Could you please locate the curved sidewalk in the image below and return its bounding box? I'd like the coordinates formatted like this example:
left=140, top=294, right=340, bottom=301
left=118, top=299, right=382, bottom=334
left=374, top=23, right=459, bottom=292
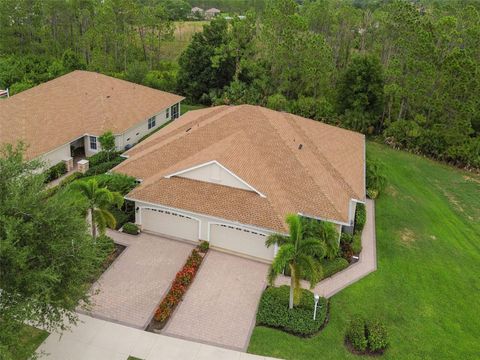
left=275, top=199, right=377, bottom=298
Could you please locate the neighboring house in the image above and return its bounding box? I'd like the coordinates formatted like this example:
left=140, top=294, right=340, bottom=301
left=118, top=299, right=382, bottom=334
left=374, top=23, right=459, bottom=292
left=191, top=7, right=204, bottom=17
left=0, top=71, right=184, bottom=170
left=113, top=105, right=366, bottom=263
left=205, top=7, right=221, bottom=19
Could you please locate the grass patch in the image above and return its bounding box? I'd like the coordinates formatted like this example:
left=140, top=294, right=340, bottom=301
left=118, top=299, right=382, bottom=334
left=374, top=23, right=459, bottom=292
left=160, top=21, right=209, bottom=60
left=14, top=325, right=49, bottom=360
left=181, top=103, right=207, bottom=115
left=248, top=142, right=480, bottom=359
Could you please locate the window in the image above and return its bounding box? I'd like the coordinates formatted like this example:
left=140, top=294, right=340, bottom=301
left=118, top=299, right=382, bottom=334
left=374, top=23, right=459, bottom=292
left=89, top=136, right=97, bottom=150
left=171, top=103, right=179, bottom=119
left=166, top=108, right=170, bottom=118
left=148, top=116, right=156, bottom=129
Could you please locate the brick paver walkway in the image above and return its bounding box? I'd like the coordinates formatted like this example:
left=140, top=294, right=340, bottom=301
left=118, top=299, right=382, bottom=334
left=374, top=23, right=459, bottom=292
left=82, top=230, right=194, bottom=329
left=275, top=199, right=377, bottom=298
left=163, top=251, right=269, bottom=351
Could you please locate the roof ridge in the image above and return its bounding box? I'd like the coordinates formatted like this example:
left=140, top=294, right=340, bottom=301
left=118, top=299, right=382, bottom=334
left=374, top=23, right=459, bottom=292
left=284, top=112, right=358, bottom=200
left=256, top=107, right=345, bottom=222
left=120, top=106, right=233, bottom=163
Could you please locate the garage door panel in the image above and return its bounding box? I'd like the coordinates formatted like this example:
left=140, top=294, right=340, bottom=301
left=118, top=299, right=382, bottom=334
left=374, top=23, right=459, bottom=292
left=142, top=208, right=199, bottom=242
left=209, top=224, right=274, bottom=261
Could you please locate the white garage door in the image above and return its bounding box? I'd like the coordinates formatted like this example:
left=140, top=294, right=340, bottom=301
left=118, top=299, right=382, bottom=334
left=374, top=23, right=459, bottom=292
left=141, top=208, right=199, bottom=242
left=209, top=224, right=274, bottom=261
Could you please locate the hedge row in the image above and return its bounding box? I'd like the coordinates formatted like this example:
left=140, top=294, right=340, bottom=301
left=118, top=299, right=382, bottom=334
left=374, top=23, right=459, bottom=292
left=84, top=156, right=124, bottom=177
left=153, top=244, right=208, bottom=326
left=44, top=161, right=67, bottom=183
left=256, top=286, right=328, bottom=337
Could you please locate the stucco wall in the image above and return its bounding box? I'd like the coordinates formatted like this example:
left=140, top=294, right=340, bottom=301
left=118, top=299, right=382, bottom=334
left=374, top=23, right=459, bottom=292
left=38, top=143, right=71, bottom=168
left=176, top=162, right=252, bottom=191
left=115, top=107, right=172, bottom=151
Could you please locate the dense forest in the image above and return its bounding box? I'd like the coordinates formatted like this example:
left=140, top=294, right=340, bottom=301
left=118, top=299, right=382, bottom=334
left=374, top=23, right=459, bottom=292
left=0, top=0, right=479, bottom=169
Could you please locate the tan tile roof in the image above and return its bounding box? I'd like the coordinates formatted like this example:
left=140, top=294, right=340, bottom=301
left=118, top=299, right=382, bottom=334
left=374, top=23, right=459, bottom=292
left=0, top=71, right=184, bottom=159
left=114, top=105, right=365, bottom=232
left=129, top=177, right=286, bottom=233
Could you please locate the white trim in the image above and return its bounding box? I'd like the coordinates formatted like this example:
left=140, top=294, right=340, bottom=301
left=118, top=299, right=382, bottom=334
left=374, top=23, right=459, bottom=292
left=164, top=160, right=267, bottom=198
left=139, top=206, right=201, bottom=237
left=298, top=212, right=350, bottom=227
left=126, top=197, right=284, bottom=236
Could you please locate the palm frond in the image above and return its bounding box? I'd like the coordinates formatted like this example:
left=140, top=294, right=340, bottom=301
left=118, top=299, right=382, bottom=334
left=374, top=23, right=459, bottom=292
left=265, top=233, right=289, bottom=247
left=297, top=254, right=320, bottom=288
left=94, top=208, right=107, bottom=234
left=271, top=243, right=294, bottom=275
left=99, top=208, right=116, bottom=229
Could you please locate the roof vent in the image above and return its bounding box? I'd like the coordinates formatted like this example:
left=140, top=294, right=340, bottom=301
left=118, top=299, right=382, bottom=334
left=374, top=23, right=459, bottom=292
left=298, top=144, right=303, bottom=150
left=106, top=95, right=111, bottom=99
left=186, top=127, right=192, bottom=132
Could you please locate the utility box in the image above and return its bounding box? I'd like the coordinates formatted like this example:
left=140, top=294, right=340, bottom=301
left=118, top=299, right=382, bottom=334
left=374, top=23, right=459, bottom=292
left=77, top=159, right=89, bottom=174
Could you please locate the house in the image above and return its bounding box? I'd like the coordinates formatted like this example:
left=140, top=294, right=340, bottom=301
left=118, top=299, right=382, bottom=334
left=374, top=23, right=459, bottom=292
left=0, top=71, right=184, bottom=170
left=191, top=7, right=204, bottom=17
left=113, top=105, right=365, bottom=263
left=205, top=7, right=221, bottom=19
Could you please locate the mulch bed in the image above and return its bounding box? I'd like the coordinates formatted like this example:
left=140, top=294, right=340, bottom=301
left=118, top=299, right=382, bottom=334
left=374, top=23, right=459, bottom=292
left=102, top=243, right=126, bottom=272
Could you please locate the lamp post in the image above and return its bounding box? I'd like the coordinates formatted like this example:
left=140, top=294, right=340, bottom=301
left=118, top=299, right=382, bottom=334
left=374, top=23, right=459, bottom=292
left=313, top=293, right=320, bottom=320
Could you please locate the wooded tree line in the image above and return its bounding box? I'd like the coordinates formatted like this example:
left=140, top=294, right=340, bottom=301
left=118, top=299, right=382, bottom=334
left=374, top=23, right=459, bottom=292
left=0, top=0, right=479, bottom=169
left=179, top=0, right=480, bottom=169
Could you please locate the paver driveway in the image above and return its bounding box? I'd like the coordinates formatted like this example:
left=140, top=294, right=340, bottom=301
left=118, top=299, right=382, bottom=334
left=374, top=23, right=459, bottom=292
left=83, top=230, right=194, bottom=329
left=163, top=251, right=269, bottom=351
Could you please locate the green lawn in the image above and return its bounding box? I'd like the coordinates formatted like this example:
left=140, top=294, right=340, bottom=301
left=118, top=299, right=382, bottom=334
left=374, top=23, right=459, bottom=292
left=248, top=142, right=480, bottom=359
left=15, top=325, right=49, bottom=360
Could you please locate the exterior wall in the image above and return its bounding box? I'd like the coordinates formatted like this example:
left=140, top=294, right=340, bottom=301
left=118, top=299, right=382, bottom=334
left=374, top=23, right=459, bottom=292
left=135, top=201, right=274, bottom=245
left=84, top=135, right=100, bottom=157
left=38, top=143, right=71, bottom=168
left=177, top=162, right=252, bottom=191
left=115, top=107, right=173, bottom=151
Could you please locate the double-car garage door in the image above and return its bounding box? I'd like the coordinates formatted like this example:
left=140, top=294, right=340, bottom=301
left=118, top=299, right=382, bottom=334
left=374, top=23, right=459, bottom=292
left=140, top=207, right=274, bottom=261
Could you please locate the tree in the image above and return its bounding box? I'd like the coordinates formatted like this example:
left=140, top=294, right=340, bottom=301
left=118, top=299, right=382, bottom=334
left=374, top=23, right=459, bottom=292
left=98, top=131, right=116, bottom=159
left=177, top=18, right=235, bottom=103
left=302, top=217, right=339, bottom=260
left=265, top=214, right=326, bottom=309
left=72, top=179, right=123, bottom=239
left=337, top=54, right=385, bottom=133
left=62, top=49, right=86, bottom=72
left=0, top=144, right=111, bottom=359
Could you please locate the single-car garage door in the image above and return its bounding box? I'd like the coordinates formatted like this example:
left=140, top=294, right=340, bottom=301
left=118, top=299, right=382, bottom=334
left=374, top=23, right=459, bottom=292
left=209, top=224, right=274, bottom=261
left=141, top=208, right=199, bottom=242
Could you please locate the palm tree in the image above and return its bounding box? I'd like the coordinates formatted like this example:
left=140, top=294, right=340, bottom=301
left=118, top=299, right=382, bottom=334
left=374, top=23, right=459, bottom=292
left=72, top=179, right=124, bottom=240
left=303, top=217, right=339, bottom=260
left=265, top=214, right=326, bottom=309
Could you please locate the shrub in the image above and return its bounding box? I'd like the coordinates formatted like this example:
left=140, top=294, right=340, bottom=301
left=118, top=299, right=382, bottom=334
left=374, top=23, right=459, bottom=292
left=122, top=222, right=139, bottom=235
left=44, top=161, right=67, bottom=182
left=88, top=150, right=121, bottom=166
left=366, top=158, right=387, bottom=198
left=366, top=320, right=389, bottom=352
left=96, top=173, right=136, bottom=195
left=321, top=257, right=349, bottom=279
left=84, top=156, right=124, bottom=176
left=352, top=234, right=362, bottom=254
left=256, top=286, right=328, bottom=337
left=198, top=241, right=209, bottom=253
left=59, top=171, right=83, bottom=187
left=340, top=241, right=353, bottom=262
left=340, top=232, right=353, bottom=244
left=345, top=317, right=388, bottom=354
left=110, top=207, right=132, bottom=230
left=346, top=318, right=368, bottom=352
left=354, top=203, right=366, bottom=234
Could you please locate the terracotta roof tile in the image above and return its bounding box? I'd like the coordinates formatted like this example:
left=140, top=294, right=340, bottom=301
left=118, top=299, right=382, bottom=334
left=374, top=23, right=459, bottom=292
left=0, top=71, right=184, bottom=159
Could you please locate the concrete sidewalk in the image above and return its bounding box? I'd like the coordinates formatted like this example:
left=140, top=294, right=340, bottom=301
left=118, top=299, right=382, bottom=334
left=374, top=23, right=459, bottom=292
left=37, top=313, right=279, bottom=360
left=275, top=199, right=377, bottom=298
